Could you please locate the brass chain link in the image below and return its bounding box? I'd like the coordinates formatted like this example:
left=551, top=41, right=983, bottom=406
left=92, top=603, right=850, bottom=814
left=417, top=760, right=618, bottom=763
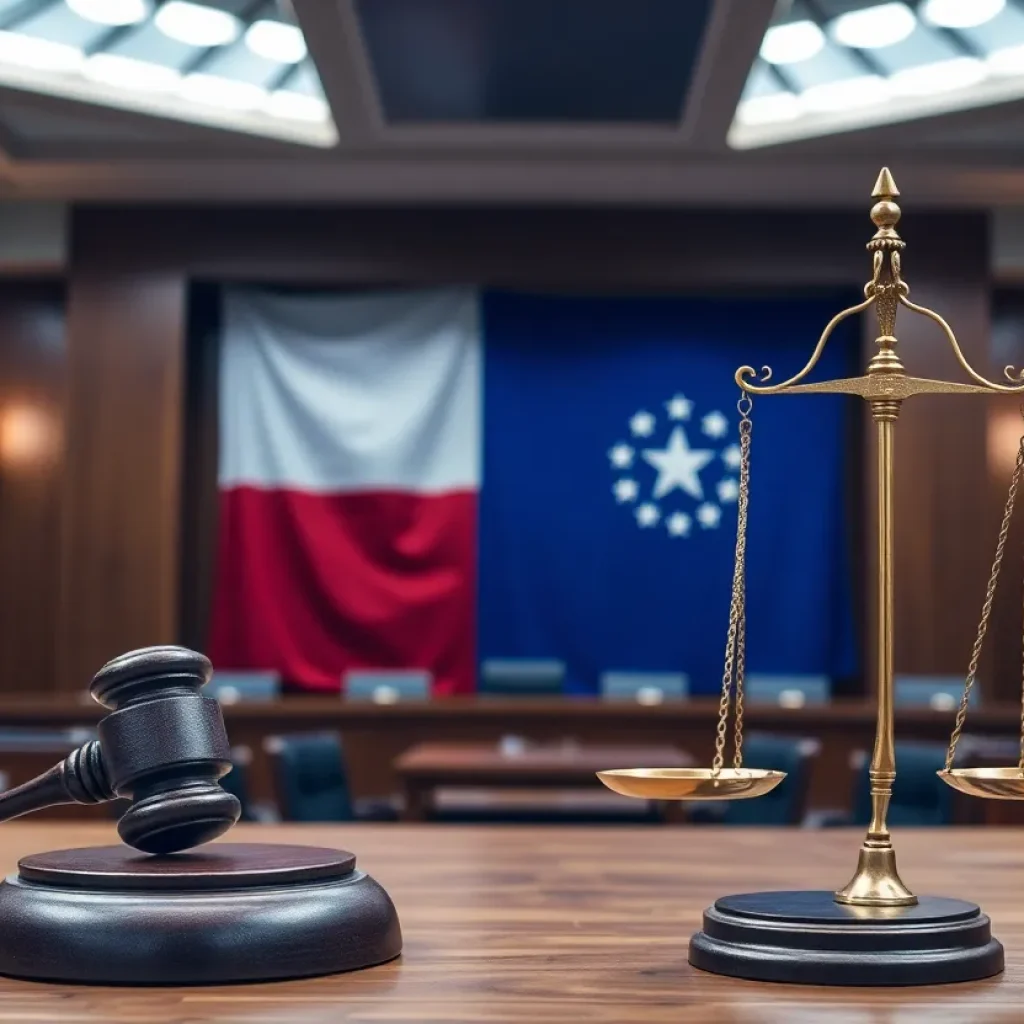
left=945, top=408, right=1024, bottom=771
left=713, top=394, right=753, bottom=776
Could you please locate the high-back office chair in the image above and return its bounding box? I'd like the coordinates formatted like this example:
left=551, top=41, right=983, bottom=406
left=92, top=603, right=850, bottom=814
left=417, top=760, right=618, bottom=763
left=479, top=659, right=565, bottom=697
left=745, top=674, right=831, bottom=708
left=600, top=672, right=689, bottom=704
left=851, top=741, right=953, bottom=826
left=691, top=734, right=820, bottom=826
left=207, top=670, right=282, bottom=704
left=894, top=675, right=976, bottom=712
left=343, top=669, right=432, bottom=703
left=265, top=732, right=355, bottom=822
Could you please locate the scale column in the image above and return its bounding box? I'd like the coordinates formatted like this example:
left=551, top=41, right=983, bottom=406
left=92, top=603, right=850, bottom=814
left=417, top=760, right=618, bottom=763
left=835, top=393, right=916, bottom=907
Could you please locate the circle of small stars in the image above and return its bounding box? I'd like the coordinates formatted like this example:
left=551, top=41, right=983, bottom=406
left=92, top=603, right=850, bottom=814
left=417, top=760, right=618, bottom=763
left=609, top=393, right=737, bottom=539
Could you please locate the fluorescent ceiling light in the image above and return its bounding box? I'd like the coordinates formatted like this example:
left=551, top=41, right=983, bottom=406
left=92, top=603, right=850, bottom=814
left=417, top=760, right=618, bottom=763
left=988, top=43, right=1024, bottom=75
left=736, top=92, right=802, bottom=125
left=245, top=20, right=307, bottom=63
left=155, top=1, right=240, bottom=47
left=759, top=21, right=824, bottom=65
left=179, top=72, right=266, bottom=111
left=265, top=90, right=329, bottom=122
left=0, top=31, right=83, bottom=72
left=921, top=0, right=1005, bottom=29
left=889, top=57, right=987, bottom=96
left=801, top=74, right=890, bottom=112
left=84, top=53, right=180, bottom=92
left=66, top=0, right=151, bottom=25
left=830, top=3, right=917, bottom=49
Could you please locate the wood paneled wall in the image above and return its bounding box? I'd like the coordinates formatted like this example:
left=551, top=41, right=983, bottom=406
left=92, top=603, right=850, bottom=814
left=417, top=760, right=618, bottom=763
left=0, top=282, right=65, bottom=694
left=0, top=204, right=1002, bottom=695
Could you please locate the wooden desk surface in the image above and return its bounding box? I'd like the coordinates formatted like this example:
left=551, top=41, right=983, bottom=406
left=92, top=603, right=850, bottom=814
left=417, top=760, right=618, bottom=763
left=0, top=823, right=1019, bottom=1022
left=395, top=741, right=693, bottom=781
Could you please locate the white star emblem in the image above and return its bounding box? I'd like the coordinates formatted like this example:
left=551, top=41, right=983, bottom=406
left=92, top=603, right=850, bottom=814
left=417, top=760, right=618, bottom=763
left=613, top=478, right=639, bottom=503
left=630, top=411, right=656, bottom=438
left=702, top=411, right=729, bottom=440
left=696, top=503, right=721, bottom=529
left=608, top=443, right=634, bottom=469
left=666, top=512, right=691, bottom=538
left=666, top=394, right=693, bottom=421
left=635, top=503, right=660, bottom=528
left=642, top=426, right=715, bottom=501
left=722, top=444, right=742, bottom=470
left=717, top=478, right=739, bottom=504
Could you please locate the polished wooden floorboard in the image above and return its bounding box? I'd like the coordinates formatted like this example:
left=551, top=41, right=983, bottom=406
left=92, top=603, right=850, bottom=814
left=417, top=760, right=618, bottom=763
left=0, top=824, right=1020, bottom=1022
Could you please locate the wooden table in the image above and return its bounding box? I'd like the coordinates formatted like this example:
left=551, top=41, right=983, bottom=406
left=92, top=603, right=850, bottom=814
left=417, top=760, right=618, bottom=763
left=394, top=741, right=692, bottom=821
left=0, top=823, right=1019, bottom=1021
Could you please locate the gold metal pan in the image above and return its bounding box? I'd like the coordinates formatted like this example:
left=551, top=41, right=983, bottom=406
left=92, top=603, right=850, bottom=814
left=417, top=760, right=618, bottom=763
left=939, top=767, right=1024, bottom=800
left=596, top=767, right=786, bottom=801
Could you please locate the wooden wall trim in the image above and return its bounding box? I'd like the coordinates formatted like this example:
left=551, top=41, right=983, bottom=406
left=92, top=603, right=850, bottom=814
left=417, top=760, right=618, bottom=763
left=57, top=262, right=188, bottom=691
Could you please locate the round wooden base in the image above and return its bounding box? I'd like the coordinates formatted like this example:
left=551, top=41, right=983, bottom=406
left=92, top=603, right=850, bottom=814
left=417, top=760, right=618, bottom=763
left=0, top=843, right=402, bottom=985
left=688, top=890, right=1003, bottom=986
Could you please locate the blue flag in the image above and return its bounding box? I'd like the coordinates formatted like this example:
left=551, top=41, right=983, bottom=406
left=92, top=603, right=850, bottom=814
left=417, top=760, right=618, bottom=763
left=478, top=292, right=857, bottom=694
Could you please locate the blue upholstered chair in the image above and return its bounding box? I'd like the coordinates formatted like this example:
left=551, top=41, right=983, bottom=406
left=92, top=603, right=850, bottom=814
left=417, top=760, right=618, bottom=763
left=691, top=733, right=820, bottom=826
left=219, top=746, right=258, bottom=822
left=265, top=733, right=355, bottom=822
left=851, top=742, right=953, bottom=826
left=599, top=672, right=688, bottom=703
left=479, top=659, right=565, bottom=697
left=745, top=674, right=831, bottom=708
left=208, top=670, right=281, bottom=704
left=894, top=675, right=975, bottom=712
left=344, top=669, right=432, bottom=703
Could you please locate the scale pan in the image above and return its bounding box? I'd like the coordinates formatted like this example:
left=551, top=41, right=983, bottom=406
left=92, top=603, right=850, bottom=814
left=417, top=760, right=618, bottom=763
left=596, top=767, right=786, bottom=801
left=939, top=767, right=1024, bottom=800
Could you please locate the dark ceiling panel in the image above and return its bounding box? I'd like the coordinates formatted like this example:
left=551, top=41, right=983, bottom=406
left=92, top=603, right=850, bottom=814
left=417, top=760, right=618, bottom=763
left=356, top=0, right=714, bottom=123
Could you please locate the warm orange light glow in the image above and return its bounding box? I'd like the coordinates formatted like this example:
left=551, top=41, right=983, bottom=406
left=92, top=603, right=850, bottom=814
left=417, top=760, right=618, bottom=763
left=0, top=404, right=57, bottom=467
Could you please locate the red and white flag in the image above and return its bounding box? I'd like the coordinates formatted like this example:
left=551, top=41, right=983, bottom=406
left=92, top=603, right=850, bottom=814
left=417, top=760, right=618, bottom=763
left=209, top=289, right=480, bottom=694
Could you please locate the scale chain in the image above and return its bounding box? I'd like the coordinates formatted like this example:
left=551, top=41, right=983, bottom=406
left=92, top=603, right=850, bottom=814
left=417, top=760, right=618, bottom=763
left=945, top=408, right=1024, bottom=772
left=713, top=394, right=753, bottom=777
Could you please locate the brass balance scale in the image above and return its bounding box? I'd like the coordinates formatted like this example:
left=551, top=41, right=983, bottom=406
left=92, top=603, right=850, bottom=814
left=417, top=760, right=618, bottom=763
left=598, top=168, right=1023, bottom=986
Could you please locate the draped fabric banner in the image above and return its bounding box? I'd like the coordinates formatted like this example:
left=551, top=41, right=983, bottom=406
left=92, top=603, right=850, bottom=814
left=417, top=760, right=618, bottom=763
left=209, top=289, right=480, bottom=693
left=478, top=292, right=857, bottom=694
left=210, top=289, right=856, bottom=694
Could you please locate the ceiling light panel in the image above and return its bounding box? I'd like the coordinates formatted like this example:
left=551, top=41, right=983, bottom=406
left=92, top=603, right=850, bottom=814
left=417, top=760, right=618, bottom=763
left=245, top=19, right=306, bottom=64
left=829, top=3, right=917, bottom=50
left=66, top=0, right=152, bottom=26
left=921, top=0, right=1005, bottom=30
left=760, top=20, right=825, bottom=64
left=154, top=1, right=241, bottom=48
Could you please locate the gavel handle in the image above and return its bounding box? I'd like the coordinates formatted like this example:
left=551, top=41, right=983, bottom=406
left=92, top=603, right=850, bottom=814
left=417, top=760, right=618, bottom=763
left=0, top=741, right=116, bottom=822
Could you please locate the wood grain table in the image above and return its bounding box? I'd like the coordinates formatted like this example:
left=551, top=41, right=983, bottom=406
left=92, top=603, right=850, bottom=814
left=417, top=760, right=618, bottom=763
left=0, top=823, right=1020, bottom=1021
left=394, top=741, right=692, bottom=821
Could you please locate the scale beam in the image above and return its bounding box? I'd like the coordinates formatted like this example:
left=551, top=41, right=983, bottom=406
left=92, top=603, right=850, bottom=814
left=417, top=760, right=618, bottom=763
left=752, top=373, right=999, bottom=400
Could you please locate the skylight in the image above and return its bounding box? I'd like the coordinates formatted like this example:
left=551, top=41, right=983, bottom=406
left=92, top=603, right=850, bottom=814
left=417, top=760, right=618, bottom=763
left=732, top=0, right=1024, bottom=148
left=0, top=0, right=336, bottom=147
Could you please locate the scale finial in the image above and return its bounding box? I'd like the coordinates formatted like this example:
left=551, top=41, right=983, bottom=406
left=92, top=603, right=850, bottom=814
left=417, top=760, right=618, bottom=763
left=868, top=167, right=903, bottom=248
left=872, top=166, right=899, bottom=200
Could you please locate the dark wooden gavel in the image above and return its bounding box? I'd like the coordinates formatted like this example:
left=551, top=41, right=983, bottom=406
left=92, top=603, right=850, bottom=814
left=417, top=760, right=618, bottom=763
left=0, top=646, right=240, bottom=854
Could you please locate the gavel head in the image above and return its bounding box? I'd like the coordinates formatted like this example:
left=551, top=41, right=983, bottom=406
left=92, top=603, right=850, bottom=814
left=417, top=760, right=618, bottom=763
left=91, top=646, right=241, bottom=855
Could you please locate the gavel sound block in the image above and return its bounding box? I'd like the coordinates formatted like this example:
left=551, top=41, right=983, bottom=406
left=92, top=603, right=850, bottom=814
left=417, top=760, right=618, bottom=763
left=0, top=646, right=402, bottom=985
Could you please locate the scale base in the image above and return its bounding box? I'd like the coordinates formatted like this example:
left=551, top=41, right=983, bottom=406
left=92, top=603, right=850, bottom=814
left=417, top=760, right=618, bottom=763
left=689, top=890, right=1003, bottom=986
left=0, top=843, right=402, bottom=985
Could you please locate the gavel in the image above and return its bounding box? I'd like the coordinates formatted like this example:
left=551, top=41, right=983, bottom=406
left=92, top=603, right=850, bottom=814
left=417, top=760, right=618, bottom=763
left=0, top=646, right=240, bottom=855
